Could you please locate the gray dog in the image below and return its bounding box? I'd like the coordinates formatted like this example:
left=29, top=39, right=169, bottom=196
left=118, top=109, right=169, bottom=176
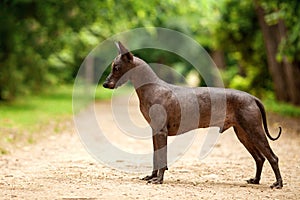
left=103, top=41, right=283, bottom=189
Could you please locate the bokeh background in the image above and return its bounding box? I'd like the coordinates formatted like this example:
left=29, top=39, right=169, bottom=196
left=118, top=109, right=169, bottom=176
left=0, top=0, right=299, bottom=153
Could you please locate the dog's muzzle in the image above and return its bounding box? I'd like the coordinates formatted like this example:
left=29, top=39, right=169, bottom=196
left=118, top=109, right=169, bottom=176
left=103, top=81, right=115, bottom=89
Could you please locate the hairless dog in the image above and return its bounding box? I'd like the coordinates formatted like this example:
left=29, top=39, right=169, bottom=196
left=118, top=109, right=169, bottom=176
left=103, top=41, right=283, bottom=189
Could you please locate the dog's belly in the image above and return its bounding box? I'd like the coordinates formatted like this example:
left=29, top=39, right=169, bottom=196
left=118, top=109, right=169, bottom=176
left=166, top=114, right=200, bottom=136
left=166, top=115, right=234, bottom=136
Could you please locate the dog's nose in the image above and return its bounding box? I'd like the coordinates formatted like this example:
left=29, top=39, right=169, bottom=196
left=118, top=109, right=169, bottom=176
left=103, top=82, right=109, bottom=88
left=103, top=81, right=115, bottom=89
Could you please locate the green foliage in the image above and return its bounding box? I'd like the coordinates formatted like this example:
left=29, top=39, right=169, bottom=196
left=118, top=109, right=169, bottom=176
left=0, top=1, right=99, bottom=100
left=264, top=97, right=300, bottom=117
left=214, top=0, right=275, bottom=97
left=261, top=0, right=300, bottom=62
left=1, top=0, right=299, bottom=107
left=0, top=0, right=215, bottom=101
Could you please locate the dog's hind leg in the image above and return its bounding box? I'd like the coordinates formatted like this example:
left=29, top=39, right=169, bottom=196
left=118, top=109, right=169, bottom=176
left=233, top=126, right=266, bottom=185
left=250, top=127, right=283, bottom=189
left=236, top=118, right=283, bottom=189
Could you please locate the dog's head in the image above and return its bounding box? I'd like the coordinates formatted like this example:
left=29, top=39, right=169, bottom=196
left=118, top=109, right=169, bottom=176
left=103, top=41, right=135, bottom=89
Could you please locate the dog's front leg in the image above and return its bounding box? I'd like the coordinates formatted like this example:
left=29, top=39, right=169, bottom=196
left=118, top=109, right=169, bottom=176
left=151, top=129, right=168, bottom=184
left=142, top=128, right=168, bottom=184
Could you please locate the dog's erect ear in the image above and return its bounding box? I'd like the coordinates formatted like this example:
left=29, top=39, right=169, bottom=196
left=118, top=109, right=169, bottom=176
left=115, top=41, right=133, bottom=62
left=115, top=41, right=129, bottom=55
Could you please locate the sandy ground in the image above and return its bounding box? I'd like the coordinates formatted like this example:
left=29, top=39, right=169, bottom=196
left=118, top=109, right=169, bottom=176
left=0, top=94, right=300, bottom=200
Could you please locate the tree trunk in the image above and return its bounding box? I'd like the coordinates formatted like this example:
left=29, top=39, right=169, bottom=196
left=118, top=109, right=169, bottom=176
left=278, top=19, right=300, bottom=105
left=211, top=50, right=226, bottom=69
left=254, top=2, right=288, bottom=102
left=254, top=0, right=300, bottom=105
left=291, top=60, right=300, bottom=105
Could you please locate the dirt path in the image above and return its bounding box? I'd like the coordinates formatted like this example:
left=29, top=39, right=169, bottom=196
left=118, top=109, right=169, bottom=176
left=1, top=94, right=300, bottom=199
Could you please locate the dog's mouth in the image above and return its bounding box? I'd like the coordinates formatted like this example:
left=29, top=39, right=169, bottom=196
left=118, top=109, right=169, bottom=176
left=103, top=76, right=128, bottom=89
left=103, top=81, right=115, bottom=89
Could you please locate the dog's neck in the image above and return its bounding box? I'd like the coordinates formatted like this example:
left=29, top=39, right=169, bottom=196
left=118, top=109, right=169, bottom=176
left=130, top=56, right=161, bottom=89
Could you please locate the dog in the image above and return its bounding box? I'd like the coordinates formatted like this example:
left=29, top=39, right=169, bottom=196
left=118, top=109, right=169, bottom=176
left=103, top=41, right=283, bottom=189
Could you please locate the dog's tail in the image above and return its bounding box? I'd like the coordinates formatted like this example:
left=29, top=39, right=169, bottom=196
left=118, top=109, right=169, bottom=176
left=255, top=99, right=282, bottom=141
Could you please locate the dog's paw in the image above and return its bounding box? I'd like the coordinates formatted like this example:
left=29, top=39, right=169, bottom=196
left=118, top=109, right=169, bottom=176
left=270, top=181, right=283, bottom=189
left=147, top=177, right=163, bottom=184
left=246, top=178, right=260, bottom=184
left=141, top=174, right=156, bottom=181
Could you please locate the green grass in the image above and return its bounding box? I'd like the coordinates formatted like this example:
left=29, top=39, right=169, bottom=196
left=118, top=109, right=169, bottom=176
left=0, top=85, right=113, bottom=129
left=0, top=84, right=113, bottom=153
left=263, top=98, right=300, bottom=117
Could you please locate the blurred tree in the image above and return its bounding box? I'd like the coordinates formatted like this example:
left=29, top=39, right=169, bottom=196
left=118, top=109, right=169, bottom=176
left=214, top=0, right=271, bottom=96
left=254, top=0, right=300, bottom=105
left=214, top=0, right=300, bottom=105
left=0, top=0, right=215, bottom=100
left=1, top=0, right=298, bottom=105
left=0, top=0, right=99, bottom=100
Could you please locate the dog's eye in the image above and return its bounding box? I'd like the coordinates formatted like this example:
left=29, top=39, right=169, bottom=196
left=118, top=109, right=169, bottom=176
left=114, top=65, right=120, bottom=72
